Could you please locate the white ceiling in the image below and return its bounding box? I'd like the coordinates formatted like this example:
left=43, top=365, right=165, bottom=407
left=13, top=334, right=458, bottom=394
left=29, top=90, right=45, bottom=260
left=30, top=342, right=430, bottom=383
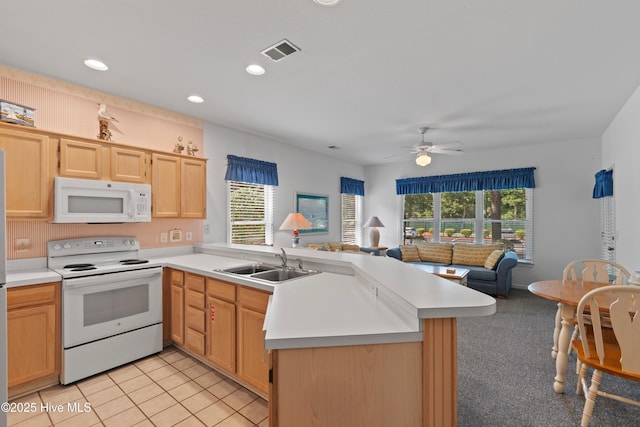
left=2, top=1, right=640, bottom=166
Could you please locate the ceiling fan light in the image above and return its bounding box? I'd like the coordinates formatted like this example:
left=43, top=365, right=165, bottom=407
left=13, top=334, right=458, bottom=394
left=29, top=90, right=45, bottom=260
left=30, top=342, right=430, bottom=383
left=416, top=152, right=431, bottom=166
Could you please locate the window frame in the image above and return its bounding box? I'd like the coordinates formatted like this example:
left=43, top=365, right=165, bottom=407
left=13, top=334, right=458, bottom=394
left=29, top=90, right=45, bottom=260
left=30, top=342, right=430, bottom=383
left=341, top=193, right=363, bottom=246
left=402, top=188, right=534, bottom=262
left=227, top=181, right=275, bottom=245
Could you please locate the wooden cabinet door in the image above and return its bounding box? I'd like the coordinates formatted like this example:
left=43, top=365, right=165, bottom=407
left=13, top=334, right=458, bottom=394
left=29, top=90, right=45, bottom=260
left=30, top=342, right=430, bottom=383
left=170, top=284, right=185, bottom=345
left=237, top=305, right=269, bottom=395
left=181, top=157, right=206, bottom=218
left=0, top=127, right=49, bottom=217
left=151, top=153, right=181, bottom=217
left=237, top=286, right=271, bottom=395
left=7, top=283, right=60, bottom=390
left=59, top=138, right=105, bottom=179
left=206, top=295, right=236, bottom=373
left=110, top=147, right=147, bottom=183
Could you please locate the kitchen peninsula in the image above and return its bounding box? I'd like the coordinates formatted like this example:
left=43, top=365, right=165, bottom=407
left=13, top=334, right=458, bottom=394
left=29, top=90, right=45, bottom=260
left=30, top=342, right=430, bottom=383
left=6, top=244, right=495, bottom=427
left=161, top=244, right=496, bottom=427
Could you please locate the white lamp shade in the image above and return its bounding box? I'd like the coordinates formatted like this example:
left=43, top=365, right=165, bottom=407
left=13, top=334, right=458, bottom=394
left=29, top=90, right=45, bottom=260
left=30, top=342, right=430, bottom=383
left=279, top=213, right=311, bottom=230
left=363, top=216, right=385, bottom=228
left=416, top=152, right=432, bottom=166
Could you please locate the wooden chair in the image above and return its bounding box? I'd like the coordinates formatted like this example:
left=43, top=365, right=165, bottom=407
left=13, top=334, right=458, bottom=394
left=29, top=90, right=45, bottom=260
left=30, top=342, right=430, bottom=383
left=551, top=260, right=630, bottom=360
left=572, top=285, right=640, bottom=427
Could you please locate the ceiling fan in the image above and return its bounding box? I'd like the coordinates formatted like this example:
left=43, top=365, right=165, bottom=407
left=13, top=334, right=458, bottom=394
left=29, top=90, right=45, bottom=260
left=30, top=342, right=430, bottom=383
left=411, top=127, right=464, bottom=166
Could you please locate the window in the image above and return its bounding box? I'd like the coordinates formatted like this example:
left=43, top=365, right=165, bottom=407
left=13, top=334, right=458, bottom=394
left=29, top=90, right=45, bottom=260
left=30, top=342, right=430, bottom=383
left=398, top=167, right=536, bottom=262
left=402, top=188, right=533, bottom=261
left=341, top=193, right=363, bottom=245
left=601, top=195, right=615, bottom=261
left=224, top=155, right=278, bottom=245
left=228, top=181, right=274, bottom=245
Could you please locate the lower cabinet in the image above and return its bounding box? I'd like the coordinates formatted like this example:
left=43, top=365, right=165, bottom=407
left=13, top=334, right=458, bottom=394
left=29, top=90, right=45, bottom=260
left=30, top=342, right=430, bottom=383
left=168, top=269, right=185, bottom=345
left=168, top=272, right=271, bottom=396
left=236, top=286, right=270, bottom=395
left=206, top=278, right=236, bottom=373
left=7, top=282, right=61, bottom=398
left=184, top=273, right=206, bottom=356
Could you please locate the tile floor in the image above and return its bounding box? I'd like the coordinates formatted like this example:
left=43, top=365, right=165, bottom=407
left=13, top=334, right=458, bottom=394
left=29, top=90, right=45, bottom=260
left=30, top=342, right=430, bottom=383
left=8, top=346, right=268, bottom=427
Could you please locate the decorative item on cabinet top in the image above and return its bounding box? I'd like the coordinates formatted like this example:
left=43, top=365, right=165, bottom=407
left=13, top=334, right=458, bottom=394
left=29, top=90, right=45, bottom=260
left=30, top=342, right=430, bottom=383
left=0, top=99, right=35, bottom=127
left=187, top=139, right=199, bottom=156
left=173, top=136, right=185, bottom=154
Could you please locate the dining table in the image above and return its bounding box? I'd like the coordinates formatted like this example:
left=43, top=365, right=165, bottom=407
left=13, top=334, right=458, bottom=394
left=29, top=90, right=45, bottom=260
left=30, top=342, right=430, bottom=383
left=528, top=279, right=613, bottom=394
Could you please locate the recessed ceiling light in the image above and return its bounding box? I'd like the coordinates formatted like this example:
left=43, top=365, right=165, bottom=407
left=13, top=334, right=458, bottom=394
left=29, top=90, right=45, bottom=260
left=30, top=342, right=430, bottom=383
left=84, top=59, right=108, bottom=71
left=187, top=95, right=204, bottom=103
left=246, top=64, right=265, bottom=76
left=313, top=0, right=341, bottom=6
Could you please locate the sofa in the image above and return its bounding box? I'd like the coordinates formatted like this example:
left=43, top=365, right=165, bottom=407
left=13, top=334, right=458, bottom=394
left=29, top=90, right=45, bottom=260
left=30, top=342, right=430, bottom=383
left=386, top=242, right=518, bottom=298
left=307, top=242, right=380, bottom=256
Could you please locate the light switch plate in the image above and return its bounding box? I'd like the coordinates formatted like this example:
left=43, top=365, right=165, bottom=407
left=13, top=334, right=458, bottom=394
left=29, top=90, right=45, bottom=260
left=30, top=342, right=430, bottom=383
left=160, top=233, right=168, bottom=243
left=186, top=231, right=193, bottom=241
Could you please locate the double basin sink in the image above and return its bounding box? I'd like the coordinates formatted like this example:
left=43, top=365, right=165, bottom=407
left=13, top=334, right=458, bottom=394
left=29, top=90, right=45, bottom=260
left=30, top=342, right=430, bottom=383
left=215, top=263, right=320, bottom=283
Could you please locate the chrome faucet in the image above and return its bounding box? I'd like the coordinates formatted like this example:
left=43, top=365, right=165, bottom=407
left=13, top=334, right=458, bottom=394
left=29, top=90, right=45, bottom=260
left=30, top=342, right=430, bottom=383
left=275, top=248, right=288, bottom=268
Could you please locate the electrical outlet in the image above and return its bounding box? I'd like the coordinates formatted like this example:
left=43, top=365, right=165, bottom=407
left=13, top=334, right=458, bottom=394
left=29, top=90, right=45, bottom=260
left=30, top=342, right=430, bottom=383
left=15, top=238, right=31, bottom=251
left=204, top=224, right=210, bottom=234
left=160, top=233, right=168, bottom=243
left=186, top=231, right=193, bottom=241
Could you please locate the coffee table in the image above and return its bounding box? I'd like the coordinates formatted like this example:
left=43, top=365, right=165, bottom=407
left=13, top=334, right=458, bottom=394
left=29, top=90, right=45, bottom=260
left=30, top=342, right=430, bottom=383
left=409, top=264, right=470, bottom=286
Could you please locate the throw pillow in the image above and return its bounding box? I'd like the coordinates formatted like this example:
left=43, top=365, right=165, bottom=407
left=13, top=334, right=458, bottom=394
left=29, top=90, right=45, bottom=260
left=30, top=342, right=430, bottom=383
left=327, top=242, right=344, bottom=252
left=342, top=244, right=360, bottom=252
left=452, top=243, right=503, bottom=267
left=400, top=245, right=421, bottom=262
left=307, top=244, right=324, bottom=250
left=415, top=242, right=453, bottom=264
left=484, top=249, right=505, bottom=270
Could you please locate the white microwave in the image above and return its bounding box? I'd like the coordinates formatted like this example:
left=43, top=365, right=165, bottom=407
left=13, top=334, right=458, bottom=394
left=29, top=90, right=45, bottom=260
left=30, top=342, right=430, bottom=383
left=54, top=177, right=152, bottom=223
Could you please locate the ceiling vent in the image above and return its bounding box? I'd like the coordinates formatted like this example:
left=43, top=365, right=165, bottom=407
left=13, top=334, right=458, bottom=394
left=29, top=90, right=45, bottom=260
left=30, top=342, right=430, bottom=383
left=261, top=39, right=301, bottom=62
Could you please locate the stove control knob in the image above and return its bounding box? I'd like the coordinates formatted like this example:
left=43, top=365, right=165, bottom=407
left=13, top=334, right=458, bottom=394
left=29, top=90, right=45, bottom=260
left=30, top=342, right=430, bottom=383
left=63, top=243, right=71, bottom=249
left=53, top=244, right=62, bottom=250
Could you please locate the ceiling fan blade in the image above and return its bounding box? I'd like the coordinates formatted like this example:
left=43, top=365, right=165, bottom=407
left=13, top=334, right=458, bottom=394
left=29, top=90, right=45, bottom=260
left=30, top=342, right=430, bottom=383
left=429, top=147, right=464, bottom=155
left=431, top=141, right=463, bottom=149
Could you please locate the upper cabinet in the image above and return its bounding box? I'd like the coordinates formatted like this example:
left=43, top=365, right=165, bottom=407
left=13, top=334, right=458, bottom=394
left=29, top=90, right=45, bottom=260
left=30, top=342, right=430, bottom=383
left=181, top=157, right=207, bottom=218
left=0, top=123, right=206, bottom=219
left=59, top=138, right=105, bottom=179
left=0, top=127, right=50, bottom=218
left=110, top=147, right=147, bottom=183
left=59, top=138, right=148, bottom=183
left=152, top=154, right=206, bottom=219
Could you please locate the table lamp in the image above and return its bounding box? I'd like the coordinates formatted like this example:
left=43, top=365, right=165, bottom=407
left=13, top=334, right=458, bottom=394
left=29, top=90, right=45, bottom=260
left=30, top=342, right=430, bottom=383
left=279, top=213, right=312, bottom=247
left=363, top=216, right=385, bottom=247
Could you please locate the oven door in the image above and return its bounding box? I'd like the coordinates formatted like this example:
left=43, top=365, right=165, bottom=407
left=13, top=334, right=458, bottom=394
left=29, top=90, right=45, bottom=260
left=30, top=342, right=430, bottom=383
left=62, top=267, right=162, bottom=348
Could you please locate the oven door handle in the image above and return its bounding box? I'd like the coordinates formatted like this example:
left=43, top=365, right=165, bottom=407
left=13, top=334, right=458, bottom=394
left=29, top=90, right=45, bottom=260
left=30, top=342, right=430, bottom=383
left=63, top=267, right=162, bottom=289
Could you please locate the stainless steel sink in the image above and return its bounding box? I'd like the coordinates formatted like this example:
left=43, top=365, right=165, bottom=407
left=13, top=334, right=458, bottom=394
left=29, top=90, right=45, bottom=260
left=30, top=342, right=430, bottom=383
left=218, top=264, right=277, bottom=275
left=215, top=264, right=320, bottom=283
left=251, top=268, right=316, bottom=282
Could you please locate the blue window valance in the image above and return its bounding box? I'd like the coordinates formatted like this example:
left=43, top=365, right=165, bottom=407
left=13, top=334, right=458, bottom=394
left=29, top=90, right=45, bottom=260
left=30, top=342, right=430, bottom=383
left=340, top=177, right=365, bottom=196
left=592, top=169, right=613, bottom=199
left=396, top=167, right=536, bottom=195
left=224, top=155, right=279, bottom=186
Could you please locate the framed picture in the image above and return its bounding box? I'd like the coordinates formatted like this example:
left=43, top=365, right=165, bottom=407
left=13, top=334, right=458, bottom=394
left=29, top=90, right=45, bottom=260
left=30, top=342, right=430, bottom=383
left=295, top=193, right=329, bottom=234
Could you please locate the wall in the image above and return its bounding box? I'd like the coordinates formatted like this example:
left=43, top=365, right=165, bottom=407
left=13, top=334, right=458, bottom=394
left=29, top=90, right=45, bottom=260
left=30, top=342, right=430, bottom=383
left=202, top=122, right=365, bottom=249
left=364, top=138, right=602, bottom=286
left=1, top=67, right=205, bottom=258
left=602, top=83, right=640, bottom=273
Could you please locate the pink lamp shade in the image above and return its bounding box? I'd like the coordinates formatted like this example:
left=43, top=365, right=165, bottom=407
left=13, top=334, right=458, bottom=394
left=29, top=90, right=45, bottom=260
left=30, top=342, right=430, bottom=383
left=279, top=213, right=312, bottom=233
left=363, top=216, right=385, bottom=247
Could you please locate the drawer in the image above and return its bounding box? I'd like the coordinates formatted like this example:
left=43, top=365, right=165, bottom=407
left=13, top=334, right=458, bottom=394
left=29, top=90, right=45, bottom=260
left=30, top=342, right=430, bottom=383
left=185, top=273, right=205, bottom=293
left=186, top=289, right=205, bottom=309
left=185, top=306, right=205, bottom=333
left=7, top=283, right=58, bottom=309
left=185, top=328, right=205, bottom=355
left=206, top=278, right=236, bottom=302
left=237, top=285, right=271, bottom=313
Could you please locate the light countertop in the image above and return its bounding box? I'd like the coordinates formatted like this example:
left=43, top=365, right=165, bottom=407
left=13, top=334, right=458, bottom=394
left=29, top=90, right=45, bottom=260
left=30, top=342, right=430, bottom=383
left=5, top=244, right=496, bottom=351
